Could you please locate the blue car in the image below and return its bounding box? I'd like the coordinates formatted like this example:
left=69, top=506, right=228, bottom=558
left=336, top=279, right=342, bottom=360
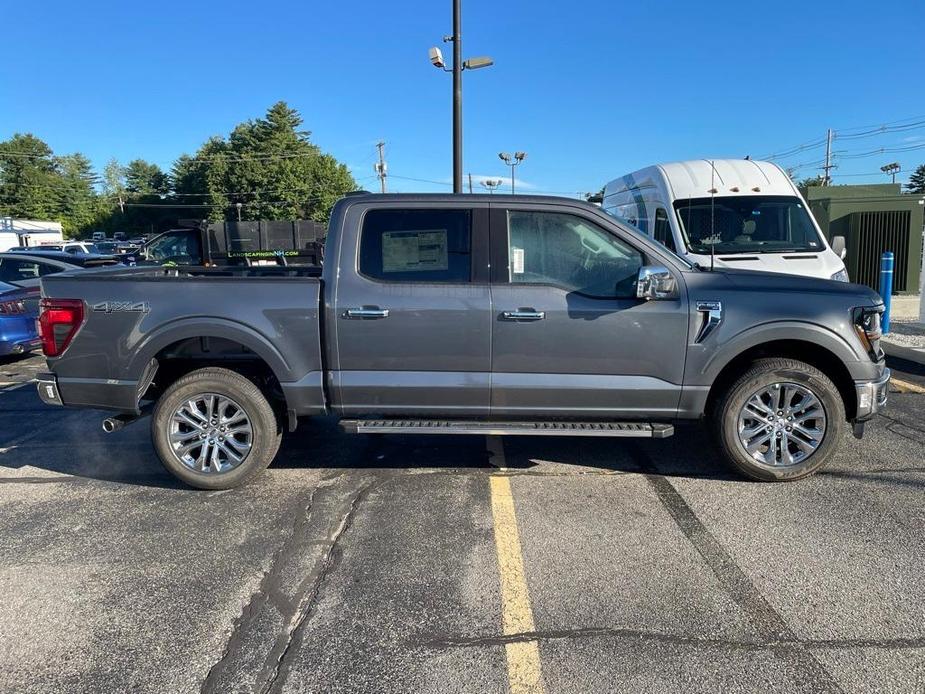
left=0, top=282, right=41, bottom=357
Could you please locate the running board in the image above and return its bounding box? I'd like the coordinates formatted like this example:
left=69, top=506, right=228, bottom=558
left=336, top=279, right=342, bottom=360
left=339, top=419, right=674, bottom=438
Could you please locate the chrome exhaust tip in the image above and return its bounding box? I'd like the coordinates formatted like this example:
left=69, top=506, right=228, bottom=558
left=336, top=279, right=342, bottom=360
left=102, top=418, right=122, bottom=433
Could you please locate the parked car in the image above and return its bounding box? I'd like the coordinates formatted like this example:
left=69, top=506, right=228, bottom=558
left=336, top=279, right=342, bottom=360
left=36, top=193, right=889, bottom=489
left=0, top=252, right=93, bottom=290
left=0, top=282, right=41, bottom=357
left=602, top=159, right=849, bottom=281
left=92, top=232, right=107, bottom=242
left=8, top=249, right=122, bottom=268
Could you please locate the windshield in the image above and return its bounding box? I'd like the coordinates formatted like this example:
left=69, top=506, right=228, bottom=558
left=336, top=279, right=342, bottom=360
left=674, top=195, right=824, bottom=254
left=142, top=231, right=201, bottom=264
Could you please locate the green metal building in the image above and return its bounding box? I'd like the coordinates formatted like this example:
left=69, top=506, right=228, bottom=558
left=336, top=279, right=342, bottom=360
left=805, top=184, right=923, bottom=294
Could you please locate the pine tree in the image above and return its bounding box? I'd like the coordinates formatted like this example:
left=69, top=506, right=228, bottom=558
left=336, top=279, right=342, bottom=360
left=906, top=164, right=925, bottom=194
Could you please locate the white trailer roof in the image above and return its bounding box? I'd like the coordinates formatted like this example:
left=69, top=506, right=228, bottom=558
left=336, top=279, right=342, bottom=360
left=0, top=217, right=64, bottom=233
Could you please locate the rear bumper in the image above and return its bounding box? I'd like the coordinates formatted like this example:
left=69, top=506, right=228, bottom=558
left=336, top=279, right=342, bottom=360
left=36, top=371, right=140, bottom=412
left=36, top=373, right=63, bottom=406
left=854, top=367, right=890, bottom=422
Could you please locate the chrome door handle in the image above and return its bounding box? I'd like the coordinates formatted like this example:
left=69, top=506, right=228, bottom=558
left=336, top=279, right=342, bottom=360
left=501, top=310, right=545, bottom=321
left=343, top=307, right=390, bottom=319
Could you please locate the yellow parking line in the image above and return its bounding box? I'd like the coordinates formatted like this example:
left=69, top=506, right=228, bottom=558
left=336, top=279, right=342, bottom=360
left=891, top=377, right=925, bottom=395
left=489, top=470, right=545, bottom=694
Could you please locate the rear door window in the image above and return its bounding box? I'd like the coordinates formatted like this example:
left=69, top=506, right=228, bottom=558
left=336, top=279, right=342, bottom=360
left=359, top=209, right=471, bottom=282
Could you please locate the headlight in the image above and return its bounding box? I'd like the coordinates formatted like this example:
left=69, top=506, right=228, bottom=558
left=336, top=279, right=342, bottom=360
left=830, top=269, right=849, bottom=282
left=853, top=306, right=883, bottom=361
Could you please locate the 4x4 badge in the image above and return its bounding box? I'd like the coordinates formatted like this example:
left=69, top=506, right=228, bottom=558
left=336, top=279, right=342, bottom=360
left=91, top=301, right=150, bottom=314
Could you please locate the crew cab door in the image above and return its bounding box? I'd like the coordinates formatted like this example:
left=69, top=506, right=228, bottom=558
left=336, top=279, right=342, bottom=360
left=331, top=203, right=492, bottom=415
left=488, top=204, right=688, bottom=418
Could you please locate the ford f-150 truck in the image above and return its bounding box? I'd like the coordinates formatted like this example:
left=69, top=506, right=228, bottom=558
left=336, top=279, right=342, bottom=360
left=35, top=194, right=890, bottom=489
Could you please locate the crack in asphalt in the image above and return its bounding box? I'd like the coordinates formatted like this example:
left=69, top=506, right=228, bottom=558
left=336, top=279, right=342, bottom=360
left=199, top=470, right=382, bottom=694
left=262, top=474, right=384, bottom=694
left=423, top=626, right=925, bottom=653
left=626, top=442, right=846, bottom=694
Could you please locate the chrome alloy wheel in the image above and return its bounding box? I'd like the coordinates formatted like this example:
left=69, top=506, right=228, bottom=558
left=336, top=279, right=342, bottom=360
left=736, top=382, right=827, bottom=467
left=168, top=393, right=253, bottom=474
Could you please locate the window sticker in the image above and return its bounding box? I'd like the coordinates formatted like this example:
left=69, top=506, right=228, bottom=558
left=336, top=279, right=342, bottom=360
left=382, top=230, right=449, bottom=272
left=511, top=247, right=525, bottom=274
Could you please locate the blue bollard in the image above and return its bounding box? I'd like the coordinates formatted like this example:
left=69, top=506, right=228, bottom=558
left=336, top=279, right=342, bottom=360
left=879, top=252, right=894, bottom=334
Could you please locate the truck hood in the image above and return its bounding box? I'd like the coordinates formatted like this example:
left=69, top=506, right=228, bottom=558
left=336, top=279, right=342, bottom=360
left=692, top=268, right=883, bottom=307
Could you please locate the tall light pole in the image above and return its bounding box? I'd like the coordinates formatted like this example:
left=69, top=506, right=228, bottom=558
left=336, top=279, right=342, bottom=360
left=429, top=2, right=494, bottom=194
left=880, top=162, right=901, bottom=184
left=480, top=178, right=503, bottom=194
left=498, top=151, right=526, bottom=194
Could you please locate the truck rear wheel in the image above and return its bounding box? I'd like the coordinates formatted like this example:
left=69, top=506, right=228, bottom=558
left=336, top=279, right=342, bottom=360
left=712, top=358, right=845, bottom=481
left=151, top=367, right=282, bottom=490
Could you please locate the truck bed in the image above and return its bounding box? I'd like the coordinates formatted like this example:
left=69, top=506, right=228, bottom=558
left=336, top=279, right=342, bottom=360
left=40, top=265, right=326, bottom=417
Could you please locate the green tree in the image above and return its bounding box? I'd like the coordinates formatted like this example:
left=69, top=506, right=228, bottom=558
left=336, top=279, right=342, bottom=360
left=174, top=101, right=355, bottom=222
left=0, top=133, right=59, bottom=219
left=56, top=153, right=100, bottom=237
left=125, top=159, right=169, bottom=196
left=906, top=164, right=925, bottom=194
left=797, top=175, right=824, bottom=197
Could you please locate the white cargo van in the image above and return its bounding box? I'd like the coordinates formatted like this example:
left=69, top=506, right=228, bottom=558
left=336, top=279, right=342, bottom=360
left=602, top=160, right=849, bottom=281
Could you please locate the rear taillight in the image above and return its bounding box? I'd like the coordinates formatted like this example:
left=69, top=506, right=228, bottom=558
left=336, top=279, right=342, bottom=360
left=0, top=299, right=27, bottom=314
left=38, top=298, right=84, bottom=357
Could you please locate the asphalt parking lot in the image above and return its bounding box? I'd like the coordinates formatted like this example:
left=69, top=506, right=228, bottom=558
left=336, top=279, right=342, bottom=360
left=1, top=354, right=923, bottom=694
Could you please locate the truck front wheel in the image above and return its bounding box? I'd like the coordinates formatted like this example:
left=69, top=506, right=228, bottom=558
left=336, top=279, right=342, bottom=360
left=151, top=367, right=282, bottom=490
left=712, top=358, right=845, bottom=481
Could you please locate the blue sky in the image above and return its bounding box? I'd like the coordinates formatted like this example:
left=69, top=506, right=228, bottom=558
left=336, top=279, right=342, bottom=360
left=3, top=0, right=925, bottom=195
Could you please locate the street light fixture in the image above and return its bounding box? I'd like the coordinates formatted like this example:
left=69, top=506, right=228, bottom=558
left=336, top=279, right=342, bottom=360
left=498, top=151, right=527, bottom=194
left=428, top=0, right=495, bottom=194
left=235, top=202, right=243, bottom=222
left=480, top=179, right=503, bottom=194
left=880, top=162, right=901, bottom=184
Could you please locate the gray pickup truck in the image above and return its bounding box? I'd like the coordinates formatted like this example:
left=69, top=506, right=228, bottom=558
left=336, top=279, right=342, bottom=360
left=35, top=193, right=890, bottom=489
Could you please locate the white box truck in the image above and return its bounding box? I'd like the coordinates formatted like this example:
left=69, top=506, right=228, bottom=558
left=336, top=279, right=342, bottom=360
left=602, top=160, right=849, bottom=281
left=0, top=218, right=64, bottom=251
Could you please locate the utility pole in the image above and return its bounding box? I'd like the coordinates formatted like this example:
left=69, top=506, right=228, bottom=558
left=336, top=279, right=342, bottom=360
left=451, top=0, right=462, bottom=193
left=822, top=128, right=835, bottom=186
left=468, top=173, right=473, bottom=194
left=374, top=141, right=388, bottom=193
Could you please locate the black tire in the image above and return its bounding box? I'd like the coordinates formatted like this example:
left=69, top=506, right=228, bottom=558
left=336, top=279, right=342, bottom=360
left=151, top=367, right=282, bottom=490
left=712, top=358, right=845, bottom=482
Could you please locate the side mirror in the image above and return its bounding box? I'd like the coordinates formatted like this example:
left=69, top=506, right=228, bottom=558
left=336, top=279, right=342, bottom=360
left=831, top=235, right=847, bottom=260
left=636, top=265, right=678, bottom=300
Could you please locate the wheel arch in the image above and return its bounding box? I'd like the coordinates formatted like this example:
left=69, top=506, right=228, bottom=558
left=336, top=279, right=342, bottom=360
left=705, top=339, right=858, bottom=421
